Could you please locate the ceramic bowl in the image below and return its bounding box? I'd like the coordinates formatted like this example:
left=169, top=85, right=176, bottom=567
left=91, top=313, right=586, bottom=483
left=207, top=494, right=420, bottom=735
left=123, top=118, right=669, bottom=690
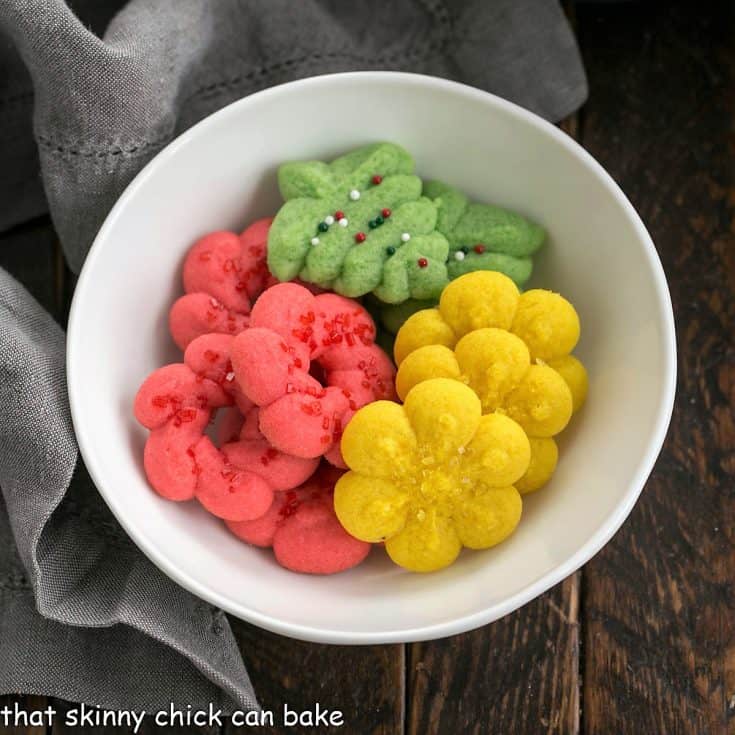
left=67, top=72, right=676, bottom=644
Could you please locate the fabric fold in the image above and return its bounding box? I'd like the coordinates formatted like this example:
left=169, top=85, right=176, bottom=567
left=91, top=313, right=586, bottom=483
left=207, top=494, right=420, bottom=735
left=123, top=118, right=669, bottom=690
left=0, top=268, right=258, bottom=711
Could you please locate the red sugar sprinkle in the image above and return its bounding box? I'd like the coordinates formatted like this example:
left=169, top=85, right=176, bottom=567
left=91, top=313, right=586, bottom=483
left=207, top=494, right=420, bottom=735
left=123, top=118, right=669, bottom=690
left=320, top=434, right=331, bottom=445
left=473, top=244, right=486, bottom=254
left=417, top=257, right=429, bottom=268
left=381, top=208, right=391, bottom=218
left=371, top=174, right=383, bottom=185
left=204, top=350, right=219, bottom=363
left=355, top=232, right=366, bottom=243
left=334, top=210, right=345, bottom=220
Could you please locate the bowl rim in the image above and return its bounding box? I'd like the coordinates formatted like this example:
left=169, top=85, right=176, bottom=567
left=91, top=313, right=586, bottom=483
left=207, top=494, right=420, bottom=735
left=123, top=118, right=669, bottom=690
left=67, top=70, right=677, bottom=644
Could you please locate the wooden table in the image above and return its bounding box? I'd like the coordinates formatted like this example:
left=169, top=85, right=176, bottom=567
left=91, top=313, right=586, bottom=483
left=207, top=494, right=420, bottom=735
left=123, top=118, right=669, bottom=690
left=2, top=2, right=733, bottom=732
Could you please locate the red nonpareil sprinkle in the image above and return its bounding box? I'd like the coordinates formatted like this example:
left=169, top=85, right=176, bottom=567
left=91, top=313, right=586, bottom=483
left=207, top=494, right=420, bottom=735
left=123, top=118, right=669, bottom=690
left=417, top=257, right=429, bottom=268
left=320, top=434, right=331, bottom=445
left=473, top=244, right=486, bottom=254
left=381, top=208, right=391, bottom=218
left=355, top=232, right=366, bottom=243
left=204, top=350, right=219, bottom=363
left=334, top=210, right=345, bottom=220
left=371, top=174, right=383, bottom=185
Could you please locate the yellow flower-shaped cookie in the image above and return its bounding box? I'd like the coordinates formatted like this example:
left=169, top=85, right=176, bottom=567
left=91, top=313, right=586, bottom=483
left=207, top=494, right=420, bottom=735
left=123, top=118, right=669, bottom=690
left=334, top=378, right=529, bottom=572
left=394, top=271, right=588, bottom=494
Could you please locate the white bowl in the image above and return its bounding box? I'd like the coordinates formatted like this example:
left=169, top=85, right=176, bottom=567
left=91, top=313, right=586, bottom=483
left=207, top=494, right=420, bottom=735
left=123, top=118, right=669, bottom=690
left=67, top=72, right=676, bottom=644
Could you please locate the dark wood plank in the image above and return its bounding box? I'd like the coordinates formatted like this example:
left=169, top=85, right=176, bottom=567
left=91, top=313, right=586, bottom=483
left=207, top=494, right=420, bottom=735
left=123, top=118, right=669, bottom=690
left=227, top=622, right=404, bottom=734
left=407, top=575, right=580, bottom=735
left=405, top=106, right=583, bottom=735
left=577, top=2, right=735, bottom=733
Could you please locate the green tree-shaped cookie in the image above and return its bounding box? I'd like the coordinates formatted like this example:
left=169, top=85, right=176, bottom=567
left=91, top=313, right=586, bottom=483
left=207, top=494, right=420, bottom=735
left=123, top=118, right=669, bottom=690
left=267, top=143, right=451, bottom=304
left=378, top=180, right=546, bottom=332
left=424, top=179, right=545, bottom=284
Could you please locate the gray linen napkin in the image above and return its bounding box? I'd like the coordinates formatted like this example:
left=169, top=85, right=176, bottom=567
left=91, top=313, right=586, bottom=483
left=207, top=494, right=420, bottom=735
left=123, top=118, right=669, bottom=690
left=0, top=0, right=587, bottom=714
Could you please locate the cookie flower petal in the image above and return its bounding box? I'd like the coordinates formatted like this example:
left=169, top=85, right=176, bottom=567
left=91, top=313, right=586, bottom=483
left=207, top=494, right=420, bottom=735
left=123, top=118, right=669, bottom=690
left=384, top=510, right=462, bottom=573
left=403, top=378, right=481, bottom=457
left=511, top=289, right=580, bottom=361
left=393, top=307, right=457, bottom=365
left=515, top=438, right=559, bottom=494
left=453, top=485, right=522, bottom=550
left=548, top=355, right=588, bottom=413
left=454, top=328, right=530, bottom=412
left=340, top=401, right=418, bottom=479
left=464, top=413, right=531, bottom=488
left=395, top=345, right=461, bottom=401
left=439, top=271, right=520, bottom=337
left=334, top=473, right=409, bottom=543
left=504, top=364, right=573, bottom=437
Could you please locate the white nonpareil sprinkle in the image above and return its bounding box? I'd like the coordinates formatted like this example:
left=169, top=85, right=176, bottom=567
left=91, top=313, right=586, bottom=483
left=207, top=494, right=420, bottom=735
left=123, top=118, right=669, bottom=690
left=401, top=232, right=411, bottom=242
left=349, top=189, right=361, bottom=201
left=338, top=218, right=349, bottom=227
left=454, top=251, right=466, bottom=261
left=457, top=446, right=466, bottom=454
left=225, top=372, right=235, bottom=382
left=209, top=297, right=219, bottom=307
left=310, top=237, right=320, bottom=246
left=324, top=215, right=334, bottom=225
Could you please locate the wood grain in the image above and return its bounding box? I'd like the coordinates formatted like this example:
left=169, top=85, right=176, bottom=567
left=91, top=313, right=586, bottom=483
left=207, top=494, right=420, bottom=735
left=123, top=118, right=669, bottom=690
left=227, top=622, right=404, bottom=734
left=577, top=2, right=735, bottom=733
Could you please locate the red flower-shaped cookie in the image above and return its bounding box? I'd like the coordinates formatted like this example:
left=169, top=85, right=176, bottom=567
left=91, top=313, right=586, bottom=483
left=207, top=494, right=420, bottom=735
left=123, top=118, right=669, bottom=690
left=226, top=463, right=371, bottom=574
left=134, top=346, right=318, bottom=521
left=169, top=218, right=275, bottom=349
left=230, top=282, right=397, bottom=466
